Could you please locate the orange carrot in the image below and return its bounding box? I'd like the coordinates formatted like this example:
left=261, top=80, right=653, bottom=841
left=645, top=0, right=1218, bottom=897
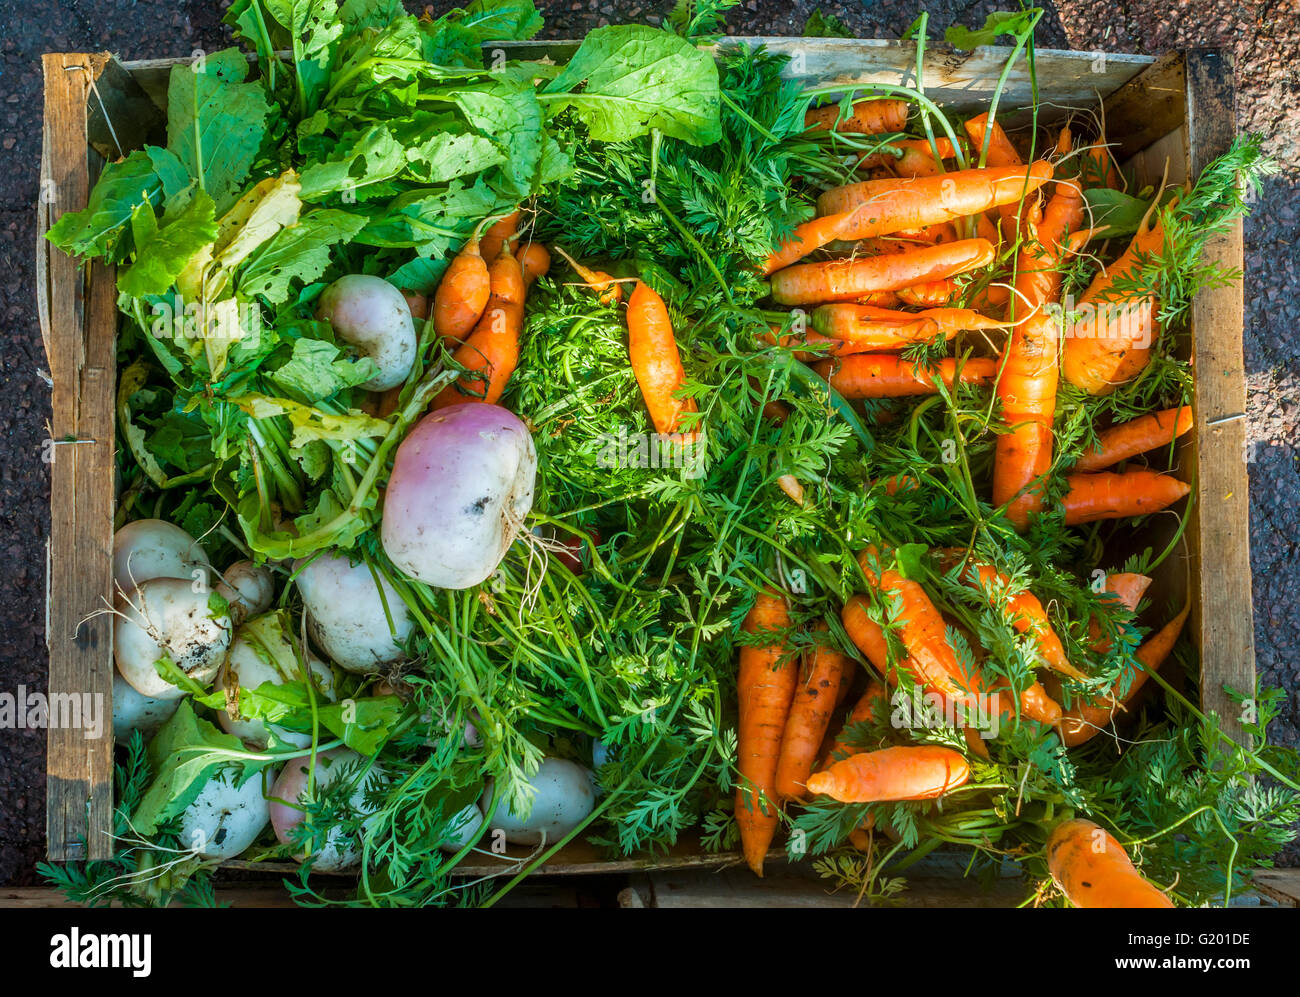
left=774, top=627, right=851, bottom=801
left=811, top=304, right=1003, bottom=342
left=860, top=138, right=958, bottom=175
left=937, top=551, right=1086, bottom=681
left=823, top=680, right=888, bottom=765
left=1061, top=471, right=1190, bottom=525
left=433, top=234, right=490, bottom=340
left=1059, top=603, right=1189, bottom=747
left=816, top=355, right=997, bottom=398
left=1074, top=407, right=1194, bottom=473
left=552, top=245, right=623, bottom=305
left=401, top=290, right=429, bottom=321
left=806, top=745, right=970, bottom=802
left=1047, top=818, right=1173, bottom=908
left=1011, top=175, right=1086, bottom=313
left=771, top=238, right=995, bottom=305
left=817, top=162, right=1053, bottom=240
left=1080, top=143, right=1123, bottom=190
left=735, top=589, right=798, bottom=877
left=478, top=209, right=520, bottom=262
left=515, top=241, right=550, bottom=288
left=993, top=312, right=1059, bottom=528
left=963, top=112, right=1022, bottom=168
left=804, top=98, right=909, bottom=135
left=627, top=280, right=697, bottom=440
left=433, top=246, right=524, bottom=408
left=1061, top=207, right=1166, bottom=394
left=763, top=206, right=867, bottom=276
left=898, top=279, right=964, bottom=307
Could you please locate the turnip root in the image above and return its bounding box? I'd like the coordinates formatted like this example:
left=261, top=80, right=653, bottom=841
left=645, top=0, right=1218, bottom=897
left=483, top=757, right=595, bottom=845
left=268, top=748, right=380, bottom=872
left=112, top=519, right=210, bottom=592
left=111, top=673, right=180, bottom=741
left=440, top=804, right=484, bottom=852
left=178, top=766, right=273, bottom=860
left=382, top=403, right=537, bottom=589
left=316, top=274, right=417, bottom=391
left=294, top=552, right=414, bottom=673
left=216, top=613, right=338, bottom=748
left=115, top=578, right=233, bottom=699
left=216, top=560, right=275, bottom=624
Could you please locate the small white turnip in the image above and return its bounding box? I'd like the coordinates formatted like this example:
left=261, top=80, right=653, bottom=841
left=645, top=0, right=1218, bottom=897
left=294, top=552, right=414, bottom=673
left=482, top=757, right=595, bottom=846
left=112, top=519, right=211, bottom=592
left=316, top=274, right=417, bottom=391
left=215, top=560, right=275, bottom=624
left=177, top=766, right=274, bottom=860
left=114, top=578, right=233, bottom=699
left=111, top=673, right=180, bottom=741
left=268, top=748, right=381, bottom=872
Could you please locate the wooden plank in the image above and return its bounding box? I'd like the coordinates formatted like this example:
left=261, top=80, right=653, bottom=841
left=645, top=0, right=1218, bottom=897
left=630, top=867, right=1027, bottom=908
left=86, top=55, right=167, bottom=161
left=1102, top=52, right=1187, bottom=160
left=1183, top=49, right=1254, bottom=746
left=41, top=53, right=118, bottom=862
left=1252, top=869, right=1300, bottom=907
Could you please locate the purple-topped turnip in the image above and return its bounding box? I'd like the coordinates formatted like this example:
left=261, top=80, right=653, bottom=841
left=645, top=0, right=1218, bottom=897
left=381, top=403, right=537, bottom=589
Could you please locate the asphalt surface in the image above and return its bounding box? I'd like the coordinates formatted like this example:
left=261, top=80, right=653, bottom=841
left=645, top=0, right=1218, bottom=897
left=0, top=0, right=1295, bottom=883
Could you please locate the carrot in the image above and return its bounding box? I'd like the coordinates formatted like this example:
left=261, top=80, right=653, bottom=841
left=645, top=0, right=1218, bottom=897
left=627, top=280, right=698, bottom=441
left=478, top=209, right=520, bottom=262
left=771, top=238, right=996, bottom=305
left=804, top=98, right=909, bottom=135
left=1081, top=143, right=1123, bottom=190
left=1061, top=207, right=1167, bottom=394
left=735, top=589, right=798, bottom=877
left=552, top=245, right=622, bottom=305
left=816, top=355, right=997, bottom=399
left=1059, top=602, right=1190, bottom=747
left=963, top=113, right=1022, bottom=168
left=515, top=241, right=550, bottom=288
left=1046, top=818, right=1173, bottom=908
left=1061, top=470, right=1190, bottom=525
left=857, top=289, right=901, bottom=308
left=806, top=745, right=970, bottom=802
left=432, top=233, right=490, bottom=341
left=993, top=312, right=1059, bottom=528
left=401, top=290, right=429, bottom=321
left=1011, top=174, right=1085, bottom=312
left=860, top=138, right=958, bottom=175
left=817, top=162, right=1053, bottom=240
left=897, top=279, right=958, bottom=306
left=823, top=680, right=888, bottom=765
left=937, top=551, right=1086, bottom=681
left=1074, top=407, right=1195, bottom=472
left=433, top=245, right=524, bottom=408
left=811, top=304, right=1003, bottom=342
left=762, top=206, right=868, bottom=276
left=774, top=626, right=851, bottom=800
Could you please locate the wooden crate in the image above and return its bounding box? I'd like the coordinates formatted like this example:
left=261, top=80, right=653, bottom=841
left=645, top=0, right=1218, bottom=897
left=38, top=40, right=1254, bottom=902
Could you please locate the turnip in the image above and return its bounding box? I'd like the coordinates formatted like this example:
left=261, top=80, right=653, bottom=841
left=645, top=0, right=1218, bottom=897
left=111, top=673, right=180, bottom=741
left=112, top=519, right=210, bottom=592
left=483, top=757, right=596, bottom=846
left=440, top=804, right=484, bottom=853
left=177, top=766, right=273, bottom=860
left=114, top=578, right=233, bottom=699
left=215, top=560, right=275, bottom=624
left=216, top=614, right=338, bottom=748
left=316, top=274, right=417, bottom=391
left=294, top=552, right=414, bottom=673
left=382, top=403, right=537, bottom=589
left=268, top=748, right=381, bottom=872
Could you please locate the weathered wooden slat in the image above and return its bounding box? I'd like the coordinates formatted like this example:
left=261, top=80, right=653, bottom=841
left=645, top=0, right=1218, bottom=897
left=1252, top=869, right=1300, bottom=907
left=1182, top=49, right=1254, bottom=746
left=41, top=53, right=118, bottom=862
left=1102, top=52, right=1187, bottom=161
left=85, top=54, right=166, bottom=161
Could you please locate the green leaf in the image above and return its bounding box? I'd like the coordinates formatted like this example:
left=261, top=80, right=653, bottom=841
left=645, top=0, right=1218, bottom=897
left=133, top=701, right=257, bottom=835
left=406, top=131, right=506, bottom=184
left=542, top=24, right=721, bottom=145
left=118, top=189, right=219, bottom=298
left=339, top=0, right=404, bottom=35
left=238, top=208, right=368, bottom=303
left=945, top=10, right=1040, bottom=50
left=386, top=254, right=449, bottom=294
left=299, top=125, right=407, bottom=200
left=46, top=150, right=166, bottom=259
left=268, top=336, right=380, bottom=401
left=235, top=393, right=389, bottom=447
left=803, top=9, right=854, bottom=37
left=356, top=180, right=497, bottom=254
left=166, top=48, right=272, bottom=213
left=317, top=695, right=404, bottom=754
left=1084, top=188, right=1154, bottom=241
left=447, top=0, right=543, bottom=43
left=451, top=78, right=545, bottom=198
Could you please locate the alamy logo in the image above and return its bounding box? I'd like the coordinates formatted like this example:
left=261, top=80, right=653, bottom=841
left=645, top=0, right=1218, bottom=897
left=0, top=686, right=103, bottom=740
left=49, top=929, right=152, bottom=977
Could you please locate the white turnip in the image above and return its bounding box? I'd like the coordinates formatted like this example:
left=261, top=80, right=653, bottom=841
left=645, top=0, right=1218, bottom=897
left=268, top=748, right=380, bottom=872
left=177, top=766, right=274, bottom=860
left=112, top=519, right=210, bottom=592
left=382, top=403, right=537, bottom=589
left=111, top=673, right=180, bottom=741
left=114, top=578, right=233, bottom=699
left=294, top=552, right=414, bottom=673
left=316, top=274, right=417, bottom=391
left=215, top=560, right=275, bottom=624
left=482, top=757, right=595, bottom=846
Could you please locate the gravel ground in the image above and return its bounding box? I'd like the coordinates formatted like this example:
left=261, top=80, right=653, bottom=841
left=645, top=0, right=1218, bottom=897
left=1, top=0, right=1295, bottom=883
